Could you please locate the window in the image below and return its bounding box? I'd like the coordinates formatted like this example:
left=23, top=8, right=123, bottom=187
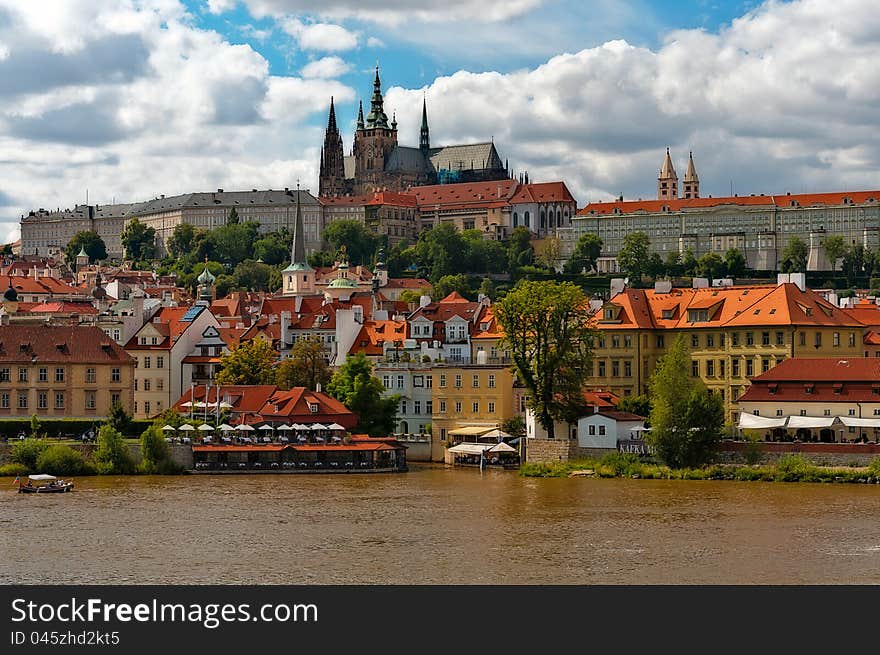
left=143, top=356, right=151, bottom=369
left=691, top=360, right=699, bottom=377
left=753, top=410, right=760, bottom=416
left=848, top=408, right=856, bottom=416
left=397, top=375, right=404, bottom=389
left=762, top=332, right=770, bottom=346
left=144, top=401, right=151, bottom=416
left=731, top=332, right=739, bottom=346
left=426, top=376, right=433, bottom=389
left=157, top=356, right=164, bottom=369
left=707, top=334, right=715, bottom=348
left=309, top=402, right=319, bottom=413
left=111, top=393, right=120, bottom=406
left=18, top=393, right=28, bottom=409
left=414, top=401, right=421, bottom=415
left=776, top=332, right=785, bottom=346
left=706, top=360, right=715, bottom=377
left=413, top=376, right=424, bottom=387
left=473, top=375, right=479, bottom=388
left=746, top=359, right=754, bottom=377
left=439, top=400, right=446, bottom=413
left=799, top=332, right=806, bottom=346
left=588, top=425, right=596, bottom=435
left=655, top=335, right=665, bottom=349
left=439, top=374, right=446, bottom=388
left=400, top=400, right=407, bottom=414
left=85, top=391, right=96, bottom=410
left=55, top=393, right=64, bottom=409
left=612, top=335, right=621, bottom=348
left=833, top=332, right=840, bottom=347
left=874, top=409, right=880, bottom=416
left=382, top=375, right=391, bottom=388
left=426, top=400, right=433, bottom=414
left=38, top=392, right=47, bottom=410
left=691, top=334, right=699, bottom=348
left=624, top=335, right=632, bottom=348
left=598, top=360, right=606, bottom=377
left=488, top=374, right=496, bottom=388
left=134, top=379, right=138, bottom=392
left=55, top=368, right=64, bottom=383
left=143, top=379, right=151, bottom=392
left=455, top=401, right=462, bottom=413
left=612, top=360, right=620, bottom=377
left=814, top=332, right=822, bottom=348
left=38, top=368, right=48, bottom=383
left=18, top=368, right=27, bottom=383
left=823, top=409, right=831, bottom=416
left=0, top=393, right=8, bottom=408
left=488, top=402, right=495, bottom=413
left=624, top=361, right=632, bottom=378
left=776, top=409, right=784, bottom=416
left=0, top=368, right=8, bottom=382
left=472, top=402, right=479, bottom=413
left=762, top=358, right=770, bottom=373
left=85, top=368, right=96, bottom=383
left=156, top=379, right=164, bottom=391
left=151, top=336, right=158, bottom=345
left=719, top=359, right=725, bottom=377
left=455, top=374, right=462, bottom=388
left=800, top=409, right=807, bottom=416
left=746, top=332, right=754, bottom=346
left=849, top=332, right=856, bottom=347
left=598, top=425, right=606, bottom=436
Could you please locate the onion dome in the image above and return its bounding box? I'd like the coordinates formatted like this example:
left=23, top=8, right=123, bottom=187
left=197, top=265, right=216, bottom=286
left=3, top=280, right=17, bottom=302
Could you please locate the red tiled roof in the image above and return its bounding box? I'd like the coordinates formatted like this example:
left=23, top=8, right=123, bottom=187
left=257, top=388, right=357, bottom=428
left=748, top=357, right=880, bottom=382
left=0, top=325, right=133, bottom=364
left=174, top=385, right=278, bottom=414
left=124, top=305, right=204, bottom=350
left=0, top=275, right=84, bottom=296
left=411, top=180, right=519, bottom=207
left=26, top=301, right=99, bottom=315
left=509, top=181, right=576, bottom=204
left=350, top=319, right=408, bottom=356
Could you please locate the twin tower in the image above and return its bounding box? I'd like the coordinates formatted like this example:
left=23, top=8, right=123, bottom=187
left=657, top=148, right=700, bottom=201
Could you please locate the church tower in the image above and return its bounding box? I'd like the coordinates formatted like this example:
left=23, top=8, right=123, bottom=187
left=657, top=148, right=679, bottom=200
left=282, top=189, right=315, bottom=296
left=319, top=96, right=347, bottom=197
left=420, top=97, right=430, bottom=152
left=352, top=65, right=398, bottom=194
left=682, top=151, right=699, bottom=199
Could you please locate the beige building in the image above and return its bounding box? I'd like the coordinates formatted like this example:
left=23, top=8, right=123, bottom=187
left=0, top=325, right=134, bottom=419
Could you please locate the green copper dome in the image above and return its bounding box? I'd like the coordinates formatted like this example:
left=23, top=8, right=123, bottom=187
left=197, top=265, right=216, bottom=285
left=328, top=276, right=357, bottom=289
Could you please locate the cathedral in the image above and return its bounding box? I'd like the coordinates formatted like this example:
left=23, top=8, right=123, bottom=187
left=319, top=66, right=510, bottom=197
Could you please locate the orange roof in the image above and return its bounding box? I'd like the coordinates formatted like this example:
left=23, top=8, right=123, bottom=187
left=350, top=319, right=408, bottom=356
left=125, top=305, right=205, bottom=350
left=366, top=191, right=418, bottom=207
left=471, top=305, right=503, bottom=339
left=411, top=180, right=519, bottom=207
left=0, top=274, right=84, bottom=296
left=865, top=331, right=880, bottom=346
left=841, top=299, right=880, bottom=327
left=509, top=181, right=576, bottom=204
left=0, top=325, right=133, bottom=364
left=579, top=190, right=880, bottom=216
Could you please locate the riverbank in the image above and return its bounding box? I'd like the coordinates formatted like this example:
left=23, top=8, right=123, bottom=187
left=520, top=453, right=880, bottom=483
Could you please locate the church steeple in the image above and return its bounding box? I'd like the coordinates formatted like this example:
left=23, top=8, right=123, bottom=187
left=657, top=147, right=679, bottom=200
left=419, top=97, right=430, bottom=151
left=366, top=65, right=389, bottom=128
left=282, top=185, right=315, bottom=296
left=319, top=96, right=346, bottom=197
left=683, top=151, right=699, bottom=199
left=356, top=100, right=365, bottom=130
left=291, top=186, right=305, bottom=265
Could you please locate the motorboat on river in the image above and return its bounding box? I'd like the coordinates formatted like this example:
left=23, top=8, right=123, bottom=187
left=16, top=474, right=74, bottom=493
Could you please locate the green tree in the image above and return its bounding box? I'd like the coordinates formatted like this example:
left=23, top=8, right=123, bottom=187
left=617, top=231, right=651, bottom=285
left=646, top=334, right=724, bottom=468
left=647, top=252, right=665, bottom=280
left=665, top=250, right=683, bottom=277
left=696, top=252, right=725, bottom=280
left=507, top=226, right=534, bottom=271
left=431, top=274, right=472, bottom=300
left=308, top=250, right=336, bottom=268
left=414, top=223, right=467, bottom=282
left=495, top=280, right=594, bottom=440
left=139, top=424, right=171, bottom=474
left=65, top=231, right=107, bottom=266
left=842, top=245, right=868, bottom=286
left=12, top=439, right=48, bottom=470
left=167, top=223, right=197, bottom=258
left=121, top=218, right=157, bottom=261
left=323, top=220, right=378, bottom=266
left=29, top=414, right=41, bottom=438
left=94, top=424, right=135, bottom=474
left=682, top=247, right=698, bottom=275
left=253, top=234, right=289, bottom=265
left=478, top=277, right=496, bottom=300
left=36, top=445, right=92, bottom=476
left=209, top=221, right=260, bottom=266
left=276, top=337, right=331, bottom=391
left=215, top=338, right=277, bottom=386
left=106, top=402, right=132, bottom=435
left=462, top=230, right=507, bottom=274
left=616, top=394, right=652, bottom=419
left=233, top=259, right=272, bottom=291
left=564, top=233, right=603, bottom=274
left=500, top=415, right=526, bottom=439
left=327, top=353, right=399, bottom=436
left=215, top=274, right=237, bottom=298
left=227, top=207, right=240, bottom=224
left=386, top=241, right=416, bottom=277
left=724, top=247, right=746, bottom=277
left=781, top=237, right=808, bottom=273
left=823, top=235, right=847, bottom=271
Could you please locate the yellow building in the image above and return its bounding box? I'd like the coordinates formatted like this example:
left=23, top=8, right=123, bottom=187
left=0, top=325, right=134, bottom=419
left=591, top=280, right=864, bottom=423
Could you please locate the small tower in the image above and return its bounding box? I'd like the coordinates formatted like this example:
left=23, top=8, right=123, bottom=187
left=352, top=65, right=398, bottom=194
left=75, top=245, right=89, bottom=272
left=2, top=279, right=19, bottom=315
left=374, top=247, right=388, bottom=289
left=657, top=148, right=679, bottom=201
left=282, top=188, right=315, bottom=296
left=325, top=246, right=358, bottom=302
left=318, top=96, right=347, bottom=197
left=419, top=97, right=430, bottom=152
left=197, top=260, right=216, bottom=304
left=682, top=151, right=699, bottom=199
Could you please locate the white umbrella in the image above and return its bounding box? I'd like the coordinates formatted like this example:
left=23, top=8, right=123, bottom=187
left=219, top=401, right=233, bottom=409
left=259, top=424, right=275, bottom=431
left=179, top=401, right=193, bottom=408
left=276, top=424, right=293, bottom=431
left=311, top=423, right=327, bottom=430
left=177, top=424, right=195, bottom=432
left=161, top=425, right=176, bottom=432
left=197, top=424, right=214, bottom=432
left=235, top=424, right=255, bottom=432
left=218, top=424, right=235, bottom=432
left=327, top=423, right=345, bottom=431
left=297, top=424, right=313, bottom=431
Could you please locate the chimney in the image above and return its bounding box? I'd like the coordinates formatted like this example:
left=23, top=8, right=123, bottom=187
left=777, top=273, right=790, bottom=287
left=654, top=280, right=672, bottom=294
left=316, top=382, right=322, bottom=393
left=789, top=272, right=806, bottom=292
left=610, top=278, right=626, bottom=297
left=692, top=277, right=709, bottom=289
left=280, top=310, right=291, bottom=345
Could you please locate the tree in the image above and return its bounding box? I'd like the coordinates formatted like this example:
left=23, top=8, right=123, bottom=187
left=682, top=248, right=698, bottom=276
left=535, top=235, right=562, bottom=271
left=209, top=221, right=260, bottom=266
left=94, top=424, right=135, bottom=474
left=167, top=223, right=197, bottom=258
left=253, top=234, right=289, bottom=265
left=65, top=231, right=107, bottom=266
left=507, top=226, right=534, bottom=271
left=478, top=277, right=496, bottom=300
left=414, top=223, right=466, bottom=282
left=696, top=252, right=725, bottom=280
left=781, top=237, right=808, bottom=273
left=308, top=250, right=336, bottom=268
left=664, top=250, right=683, bottom=277
left=29, top=414, right=41, bottom=438
left=227, top=207, right=240, bottom=224
left=495, top=280, right=594, bottom=441
left=431, top=274, right=472, bottom=300
left=616, top=394, right=652, bottom=419
left=724, top=247, right=746, bottom=277
left=233, top=259, right=272, bottom=291
left=276, top=337, right=331, bottom=391
left=646, top=252, right=665, bottom=280
left=564, top=233, right=603, bottom=274
left=139, top=424, right=171, bottom=474
left=215, top=339, right=277, bottom=386
left=323, top=220, right=378, bottom=266
left=121, top=218, right=156, bottom=261
left=500, top=415, right=526, bottom=439
left=327, top=353, right=399, bottom=436
left=646, top=334, right=723, bottom=468
left=823, top=235, right=847, bottom=271
left=462, top=230, right=507, bottom=274
left=106, top=402, right=132, bottom=435
left=842, top=245, right=868, bottom=286
left=617, top=231, right=651, bottom=285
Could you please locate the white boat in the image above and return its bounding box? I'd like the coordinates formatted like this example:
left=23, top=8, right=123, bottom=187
left=16, top=474, right=75, bottom=494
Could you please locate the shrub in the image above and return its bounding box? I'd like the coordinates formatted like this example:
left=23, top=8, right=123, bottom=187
left=599, top=452, right=641, bottom=477
left=11, top=439, right=49, bottom=471
left=774, top=454, right=812, bottom=482
left=743, top=437, right=763, bottom=466
left=35, top=445, right=94, bottom=476
left=139, top=425, right=171, bottom=474
left=94, top=425, right=135, bottom=474
left=0, top=462, right=29, bottom=477
left=868, top=458, right=880, bottom=477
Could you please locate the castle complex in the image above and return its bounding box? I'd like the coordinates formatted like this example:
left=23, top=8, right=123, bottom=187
left=318, top=66, right=510, bottom=197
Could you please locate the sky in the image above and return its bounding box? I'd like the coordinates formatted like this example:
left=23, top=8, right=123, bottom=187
left=1, top=0, right=879, bottom=244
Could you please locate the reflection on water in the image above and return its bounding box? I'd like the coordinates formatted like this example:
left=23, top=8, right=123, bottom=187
left=2, top=466, right=880, bottom=584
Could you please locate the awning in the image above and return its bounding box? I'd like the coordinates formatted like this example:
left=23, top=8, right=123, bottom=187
left=29, top=474, right=57, bottom=481
left=785, top=416, right=836, bottom=429
left=737, top=414, right=788, bottom=429
left=448, top=426, right=495, bottom=437
left=486, top=442, right=517, bottom=453
left=447, top=443, right=492, bottom=455
left=839, top=417, right=880, bottom=428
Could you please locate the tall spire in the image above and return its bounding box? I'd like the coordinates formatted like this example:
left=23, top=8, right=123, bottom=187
left=327, top=95, right=338, bottom=131
left=366, top=64, right=389, bottom=128
left=318, top=96, right=346, bottom=196
left=356, top=100, right=364, bottom=130
left=419, top=96, right=430, bottom=151
left=291, top=183, right=305, bottom=265
left=657, top=147, right=679, bottom=200
left=683, top=151, right=699, bottom=198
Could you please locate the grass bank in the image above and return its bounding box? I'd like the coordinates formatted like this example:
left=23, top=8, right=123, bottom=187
left=520, top=453, right=880, bottom=484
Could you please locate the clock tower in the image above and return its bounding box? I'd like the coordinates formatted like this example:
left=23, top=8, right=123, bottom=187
left=352, top=65, right=398, bottom=194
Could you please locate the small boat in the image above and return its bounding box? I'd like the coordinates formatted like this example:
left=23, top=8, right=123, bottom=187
left=16, top=474, right=74, bottom=494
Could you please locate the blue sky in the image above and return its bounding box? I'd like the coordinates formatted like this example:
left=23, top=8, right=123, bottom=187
left=1, top=0, right=878, bottom=244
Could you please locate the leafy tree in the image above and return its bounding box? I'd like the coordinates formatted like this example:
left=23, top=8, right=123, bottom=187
left=507, top=226, right=534, bottom=271
left=215, top=339, right=277, bottom=386
left=323, top=220, right=378, bottom=266
left=478, top=277, right=496, bottom=300
left=724, top=247, right=746, bottom=277
left=12, top=439, right=48, bottom=470
left=664, top=250, right=683, bottom=277
left=233, top=259, right=272, bottom=291
left=215, top=274, right=237, bottom=298
left=617, top=231, right=651, bottom=285
left=308, top=250, right=336, bottom=268
left=167, top=223, right=197, bottom=258
left=30, top=414, right=41, bottom=438
left=276, top=337, right=331, bottom=391
left=386, top=241, right=416, bottom=277
left=327, top=353, right=399, bottom=436
left=495, top=280, right=594, bottom=440
left=842, top=244, right=868, bottom=286
left=696, top=252, right=725, bottom=280
left=535, top=235, right=563, bottom=271
left=139, top=424, right=171, bottom=474
left=106, top=402, right=132, bottom=435
left=646, top=334, right=724, bottom=468
left=94, top=424, right=135, bottom=474
left=616, top=394, right=652, bottom=419
left=399, top=288, right=430, bottom=305
left=227, top=207, right=240, bottom=224
left=823, top=235, right=847, bottom=271
left=781, top=237, right=808, bottom=273
left=414, top=223, right=467, bottom=282
left=36, top=445, right=92, bottom=476
left=121, top=218, right=157, bottom=261
left=682, top=248, right=698, bottom=276
left=431, top=274, right=472, bottom=300
left=462, top=230, right=507, bottom=274
left=500, top=415, right=526, bottom=439
left=253, top=234, right=289, bottom=265
left=564, top=233, right=603, bottom=274
left=65, top=231, right=107, bottom=266
left=209, top=221, right=260, bottom=266
left=647, top=252, right=665, bottom=280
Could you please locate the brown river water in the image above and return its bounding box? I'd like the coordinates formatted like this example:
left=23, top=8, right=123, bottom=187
left=2, top=465, right=880, bottom=584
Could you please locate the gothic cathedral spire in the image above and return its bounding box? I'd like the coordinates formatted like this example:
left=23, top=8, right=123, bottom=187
left=366, top=65, right=389, bottom=128
left=657, top=147, right=678, bottom=201
left=356, top=100, right=365, bottom=130
left=683, top=151, right=700, bottom=199
left=420, top=96, right=430, bottom=151
left=318, top=96, right=346, bottom=197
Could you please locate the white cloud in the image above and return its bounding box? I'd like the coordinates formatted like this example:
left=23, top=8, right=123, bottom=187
left=300, top=55, right=351, bottom=78
left=206, top=0, right=237, bottom=13
left=282, top=19, right=358, bottom=51
left=366, top=36, right=384, bottom=48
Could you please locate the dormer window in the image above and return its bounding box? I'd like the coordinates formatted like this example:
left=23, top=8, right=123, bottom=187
left=604, top=309, right=614, bottom=320
left=804, top=384, right=814, bottom=394
left=661, top=308, right=676, bottom=319
left=309, top=403, right=319, bottom=413
left=688, top=309, right=709, bottom=323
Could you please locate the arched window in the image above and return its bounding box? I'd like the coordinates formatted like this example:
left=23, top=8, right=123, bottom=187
left=540, top=210, right=545, bottom=229
left=557, top=209, right=562, bottom=227
left=524, top=211, right=530, bottom=227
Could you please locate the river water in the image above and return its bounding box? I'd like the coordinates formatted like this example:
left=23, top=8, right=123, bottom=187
left=3, top=465, right=880, bottom=584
